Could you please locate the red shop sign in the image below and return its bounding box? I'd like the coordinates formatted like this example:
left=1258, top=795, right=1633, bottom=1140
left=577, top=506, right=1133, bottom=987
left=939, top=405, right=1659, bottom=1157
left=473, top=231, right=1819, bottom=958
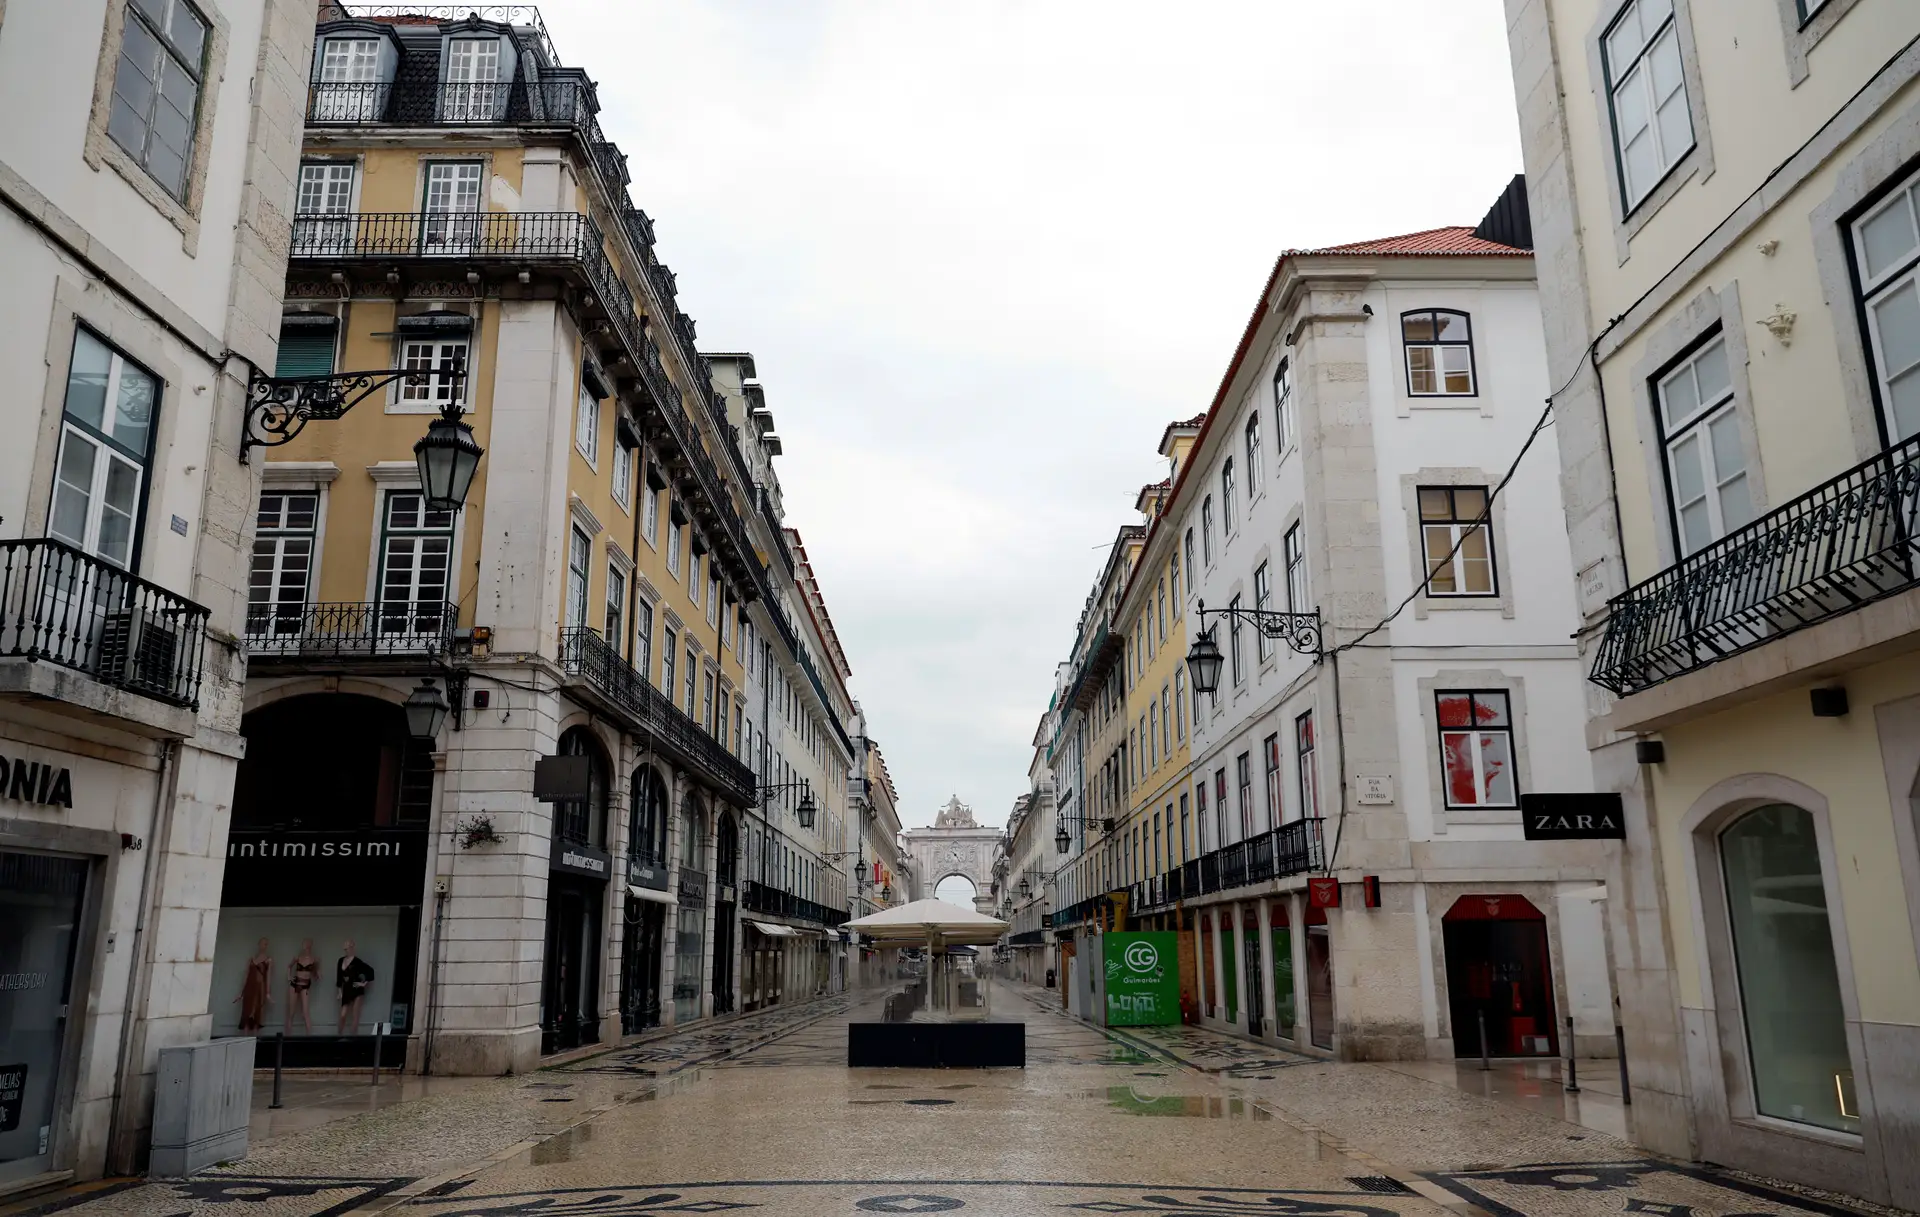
left=1308, top=877, right=1341, bottom=909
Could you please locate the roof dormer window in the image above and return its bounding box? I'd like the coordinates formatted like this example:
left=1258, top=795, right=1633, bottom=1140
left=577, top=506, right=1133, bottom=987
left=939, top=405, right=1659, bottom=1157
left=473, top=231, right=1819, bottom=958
left=309, top=25, right=399, bottom=124
left=442, top=37, right=504, bottom=122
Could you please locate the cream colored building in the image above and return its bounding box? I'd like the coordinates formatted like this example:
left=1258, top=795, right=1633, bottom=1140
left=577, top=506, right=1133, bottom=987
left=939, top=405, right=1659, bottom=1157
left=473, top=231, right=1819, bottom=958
left=1504, top=0, right=1920, bottom=1202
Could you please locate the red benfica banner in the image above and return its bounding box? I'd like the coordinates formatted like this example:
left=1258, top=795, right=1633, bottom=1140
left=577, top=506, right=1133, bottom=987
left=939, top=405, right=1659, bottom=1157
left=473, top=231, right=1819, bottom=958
left=1308, top=877, right=1342, bottom=909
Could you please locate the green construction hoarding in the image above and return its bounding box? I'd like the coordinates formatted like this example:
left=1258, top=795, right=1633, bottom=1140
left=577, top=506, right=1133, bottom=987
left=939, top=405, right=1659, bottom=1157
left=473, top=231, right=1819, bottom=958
left=1104, top=931, right=1180, bottom=1026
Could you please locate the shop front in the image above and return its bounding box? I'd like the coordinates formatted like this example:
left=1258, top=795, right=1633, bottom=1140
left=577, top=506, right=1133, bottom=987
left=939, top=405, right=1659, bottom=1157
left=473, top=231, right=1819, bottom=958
left=621, top=764, right=672, bottom=1034
left=542, top=728, right=610, bottom=1054
left=711, top=814, right=737, bottom=1015
left=672, top=795, right=709, bottom=1024
left=218, top=693, right=431, bottom=1068
left=0, top=850, right=92, bottom=1186
left=1441, top=893, right=1557, bottom=1059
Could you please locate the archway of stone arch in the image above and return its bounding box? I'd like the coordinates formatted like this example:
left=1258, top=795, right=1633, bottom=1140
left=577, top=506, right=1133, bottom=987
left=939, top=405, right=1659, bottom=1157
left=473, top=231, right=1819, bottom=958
left=934, top=874, right=979, bottom=906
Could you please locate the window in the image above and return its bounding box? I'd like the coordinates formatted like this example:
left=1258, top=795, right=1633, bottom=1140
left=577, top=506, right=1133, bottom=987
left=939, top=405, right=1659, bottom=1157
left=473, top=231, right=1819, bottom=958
left=611, top=441, right=634, bottom=508
left=1179, top=792, right=1191, bottom=860
left=1263, top=734, right=1282, bottom=828
left=1604, top=0, right=1694, bottom=209
left=294, top=162, right=355, bottom=251
left=1851, top=165, right=1920, bottom=443
left=1157, top=579, right=1167, bottom=642
left=1402, top=310, right=1476, bottom=396
left=248, top=492, right=317, bottom=636
left=689, top=546, right=702, bottom=604
left=1656, top=336, right=1752, bottom=555
left=661, top=625, right=676, bottom=693
left=707, top=573, right=720, bottom=625
left=1170, top=549, right=1181, bottom=612
left=684, top=645, right=697, bottom=718
left=1194, top=779, right=1208, bottom=852
left=1174, top=669, right=1187, bottom=742
left=1201, top=499, right=1215, bottom=564
left=1148, top=702, right=1159, bottom=770
left=1274, top=358, right=1294, bottom=451
left=1236, top=752, right=1253, bottom=839
left=108, top=0, right=208, bottom=200
left=1227, top=594, right=1244, bottom=686
left=1160, top=685, right=1171, bottom=755
left=1436, top=690, right=1517, bottom=809
left=1418, top=486, right=1498, bottom=596
left=1284, top=523, right=1308, bottom=612
left=1183, top=530, right=1195, bottom=586
left=314, top=36, right=382, bottom=121
left=49, top=329, right=157, bottom=567
left=667, top=515, right=682, bottom=575
left=1797, top=0, right=1830, bottom=17
left=575, top=381, right=600, bottom=464
left=605, top=562, right=625, bottom=642
left=421, top=161, right=484, bottom=255
left=703, top=670, right=716, bottom=735
left=566, top=526, right=590, bottom=630
left=376, top=491, right=452, bottom=635
left=1296, top=711, right=1318, bottom=820
left=397, top=337, right=467, bottom=411
left=641, top=466, right=660, bottom=545
left=1245, top=413, right=1263, bottom=495
left=1253, top=562, right=1274, bottom=661
left=636, top=597, right=653, bottom=677
left=1719, top=803, right=1856, bottom=1134
left=1221, top=458, right=1237, bottom=532
left=1214, top=769, right=1229, bottom=845
left=442, top=37, right=502, bottom=122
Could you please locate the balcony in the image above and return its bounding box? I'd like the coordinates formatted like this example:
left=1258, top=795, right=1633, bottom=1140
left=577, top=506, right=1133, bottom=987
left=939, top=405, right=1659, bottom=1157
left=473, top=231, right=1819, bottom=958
left=558, top=627, right=754, bottom=806
left=744, top=880, right=850, bottom=928
left=243, top=600, right=456, bottom=660
left=0, top=539, right=209, bottom=711
left=1066, top=818, right=1327, bottom=922
left=289, top=209, right=601, bottom=262
left=1592, top=436, right=1920, bottom=697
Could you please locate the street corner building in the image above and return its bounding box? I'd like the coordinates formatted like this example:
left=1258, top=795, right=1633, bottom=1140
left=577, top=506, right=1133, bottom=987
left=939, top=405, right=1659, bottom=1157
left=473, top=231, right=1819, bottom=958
left=1500, top=0, right=1920, bottom=1203
left=1028, top=182, right=1623, bottom=1073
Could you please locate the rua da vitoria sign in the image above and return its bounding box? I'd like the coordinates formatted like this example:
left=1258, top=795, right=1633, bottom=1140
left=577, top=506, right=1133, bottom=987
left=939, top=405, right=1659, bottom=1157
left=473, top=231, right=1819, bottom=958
left=1520, top=793, right=1626, bottom=841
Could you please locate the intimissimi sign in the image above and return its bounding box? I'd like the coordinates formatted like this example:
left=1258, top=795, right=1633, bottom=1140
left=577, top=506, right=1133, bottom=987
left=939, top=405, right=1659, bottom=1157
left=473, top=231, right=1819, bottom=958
left=0, top=750, right=74, bottom=809
left=221, top=829, right=428, bottom=907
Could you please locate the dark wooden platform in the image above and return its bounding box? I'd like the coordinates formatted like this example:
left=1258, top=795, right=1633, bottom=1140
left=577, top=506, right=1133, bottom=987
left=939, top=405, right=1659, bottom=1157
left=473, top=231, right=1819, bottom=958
left=846, top=1021, right=1026, bottom=1068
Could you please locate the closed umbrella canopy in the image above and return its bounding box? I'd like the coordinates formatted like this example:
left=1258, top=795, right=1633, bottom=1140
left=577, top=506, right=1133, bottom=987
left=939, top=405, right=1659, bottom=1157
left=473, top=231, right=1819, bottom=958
left=844, top=898, right=1007, bottom=946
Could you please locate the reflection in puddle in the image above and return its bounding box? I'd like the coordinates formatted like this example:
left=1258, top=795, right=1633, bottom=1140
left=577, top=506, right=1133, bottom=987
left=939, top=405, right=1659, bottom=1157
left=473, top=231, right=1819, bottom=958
left=1099, top=1087, right=1272, bottom=1120
left=529, top=1121, right=594, bottom=1164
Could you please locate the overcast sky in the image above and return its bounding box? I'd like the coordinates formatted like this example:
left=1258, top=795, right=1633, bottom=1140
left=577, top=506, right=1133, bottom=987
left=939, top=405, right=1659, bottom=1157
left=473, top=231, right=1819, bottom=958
left=539, top=1, right=1524, bottom=830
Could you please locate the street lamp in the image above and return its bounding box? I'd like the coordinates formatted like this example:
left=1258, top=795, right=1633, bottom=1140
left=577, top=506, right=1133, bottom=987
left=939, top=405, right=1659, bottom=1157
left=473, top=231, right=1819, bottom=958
left=1055, top=813, right=1112, bottom=854
left=404, top=678, right=449, bottom=740
left=796, top=792, right=817, bottom=830
left=1184, top=628, right=1226, bottom=698
left=1185, top=598, right=1322, bottom=699
left=415, top=406, right=484, bottom=513
left=1055, top=823, right=1071, bottom=854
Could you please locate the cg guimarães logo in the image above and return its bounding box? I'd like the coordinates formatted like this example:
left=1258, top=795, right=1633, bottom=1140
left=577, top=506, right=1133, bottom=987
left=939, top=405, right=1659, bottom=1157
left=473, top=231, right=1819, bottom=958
left=1123, top=940, right=1159, bottom=973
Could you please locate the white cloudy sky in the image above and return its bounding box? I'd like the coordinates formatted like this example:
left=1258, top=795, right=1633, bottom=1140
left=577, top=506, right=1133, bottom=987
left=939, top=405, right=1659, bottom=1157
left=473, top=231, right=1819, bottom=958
left=538, top=1, right=1525, bottom=829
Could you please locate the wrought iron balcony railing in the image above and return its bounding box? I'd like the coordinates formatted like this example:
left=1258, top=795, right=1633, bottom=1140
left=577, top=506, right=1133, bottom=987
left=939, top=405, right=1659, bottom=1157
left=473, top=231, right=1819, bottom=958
left=1051, top=818, right=1327, bottom=924
left=0, top=538, right=209, bottom=709
left=1592, top=435, right=1920, bottom=696
left=744, top=880, right=850, bottom=927
left=558, top=626, right=755, bottom=806
left=243, top=600, right=456, bottom=658
left=289, top=210, right=599, bottom=261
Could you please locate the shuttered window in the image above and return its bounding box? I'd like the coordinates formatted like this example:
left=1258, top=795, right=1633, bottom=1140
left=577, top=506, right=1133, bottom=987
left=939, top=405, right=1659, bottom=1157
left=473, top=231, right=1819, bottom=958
left=275, top=329, right=336, bottom=378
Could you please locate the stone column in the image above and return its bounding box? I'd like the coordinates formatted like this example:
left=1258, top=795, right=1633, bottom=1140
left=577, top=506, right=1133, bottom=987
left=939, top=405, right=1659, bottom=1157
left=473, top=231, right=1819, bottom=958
left=1192, top=912, right=1209, bottom=1018
left=1257, top=898, right=1278, bottom=1040
left=1207, top=908, right=1226, bottom=1023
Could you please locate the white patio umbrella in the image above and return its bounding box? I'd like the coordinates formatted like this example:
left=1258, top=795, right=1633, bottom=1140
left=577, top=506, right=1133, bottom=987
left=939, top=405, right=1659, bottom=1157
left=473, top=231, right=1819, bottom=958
left=844, top=898, right=1007, bottom=946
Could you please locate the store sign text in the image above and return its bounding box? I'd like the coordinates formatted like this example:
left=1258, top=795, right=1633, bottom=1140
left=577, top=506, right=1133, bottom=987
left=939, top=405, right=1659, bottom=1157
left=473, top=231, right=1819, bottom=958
left=1, top=751, right=74, bottom=808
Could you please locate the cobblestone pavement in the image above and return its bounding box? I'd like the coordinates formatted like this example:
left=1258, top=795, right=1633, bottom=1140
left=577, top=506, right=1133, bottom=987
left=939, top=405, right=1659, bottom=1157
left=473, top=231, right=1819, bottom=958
left=12, top=987, right=1893, bottom=1217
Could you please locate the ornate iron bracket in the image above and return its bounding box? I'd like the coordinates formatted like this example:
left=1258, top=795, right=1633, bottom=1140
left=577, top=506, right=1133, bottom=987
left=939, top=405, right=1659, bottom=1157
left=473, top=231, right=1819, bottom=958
left=243, top=366, right=467, bottom=459
left=1195, top=600, right=1323, bottom=658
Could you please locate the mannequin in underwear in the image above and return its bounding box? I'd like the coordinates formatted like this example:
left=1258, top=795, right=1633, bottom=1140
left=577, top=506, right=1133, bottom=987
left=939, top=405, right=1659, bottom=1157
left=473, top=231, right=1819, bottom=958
left=287, top=939, right=319, bottom=1034
left=336, top=939, right=374, bottom=1034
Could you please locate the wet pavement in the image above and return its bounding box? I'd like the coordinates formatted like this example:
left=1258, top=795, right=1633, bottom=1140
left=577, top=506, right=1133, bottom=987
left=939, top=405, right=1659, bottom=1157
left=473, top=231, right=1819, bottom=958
left=8, top=986, right=1896, bottom=1217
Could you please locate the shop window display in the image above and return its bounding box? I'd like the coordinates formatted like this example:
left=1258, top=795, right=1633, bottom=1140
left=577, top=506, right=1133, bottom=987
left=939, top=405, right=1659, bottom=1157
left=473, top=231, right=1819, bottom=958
left=0, top=851, right=89, bottom=1179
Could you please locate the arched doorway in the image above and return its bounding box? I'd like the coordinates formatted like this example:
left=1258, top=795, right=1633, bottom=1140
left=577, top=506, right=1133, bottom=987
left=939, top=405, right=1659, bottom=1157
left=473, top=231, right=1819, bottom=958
left=712, top=813, right=738, bottom=1015
left=542, top=727, right=609, bottom=1054
left=934, top=874, right=978, bottom=906
left=672, top=794, right=708, bottom=1023
left=620, top=765, right=670, bottom=1033
left=217, top=693, right=432, bottom=1066
left=1442, top=894, right=1555, bottom=1058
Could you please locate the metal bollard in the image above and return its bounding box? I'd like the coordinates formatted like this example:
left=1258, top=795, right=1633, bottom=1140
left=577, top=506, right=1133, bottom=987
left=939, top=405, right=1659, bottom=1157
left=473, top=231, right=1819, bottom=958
left=1616, top=1022, right=1632, bottom=1105
left=1564, top=1015, right=1579, bottom=1093
left=371, top=1022, right=385, bottom=1087
left=1478, top=1008, right=1491, bottom=1072
left=269, top=1031, right=285, bottom=1110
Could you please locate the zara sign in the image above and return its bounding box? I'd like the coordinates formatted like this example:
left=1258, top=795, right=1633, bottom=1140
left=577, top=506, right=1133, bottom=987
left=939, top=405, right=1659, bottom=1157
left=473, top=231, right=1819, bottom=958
left=1520, top=793, right=1626, bottom=841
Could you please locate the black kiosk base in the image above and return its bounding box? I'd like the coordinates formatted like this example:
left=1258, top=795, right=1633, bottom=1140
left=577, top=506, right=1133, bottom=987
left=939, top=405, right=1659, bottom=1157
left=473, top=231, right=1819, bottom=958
left=847, top=1021, right=1025, bottom=1068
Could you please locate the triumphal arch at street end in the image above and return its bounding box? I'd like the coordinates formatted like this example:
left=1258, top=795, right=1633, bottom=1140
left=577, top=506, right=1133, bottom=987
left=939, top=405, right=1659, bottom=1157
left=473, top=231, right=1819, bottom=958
left=901, top=797, right=1001, bottom=911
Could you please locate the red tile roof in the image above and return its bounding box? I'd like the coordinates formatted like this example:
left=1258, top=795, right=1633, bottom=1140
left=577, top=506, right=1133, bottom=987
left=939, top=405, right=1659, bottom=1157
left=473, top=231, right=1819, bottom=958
left=1285, top=225, right=1531, bottom=257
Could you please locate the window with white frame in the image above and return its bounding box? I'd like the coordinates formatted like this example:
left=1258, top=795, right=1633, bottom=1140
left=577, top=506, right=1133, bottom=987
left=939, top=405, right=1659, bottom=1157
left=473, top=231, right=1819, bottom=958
left=667, top=515, right=682, bottom=575
left=1296, top=711, right=1318, bottom=820
left=1221, top=458, right=1237, bottom=532
left=1227, top=593, right=1244, bottom=687
left=314, top=36, right=383, bottom=121
left=49, top=329, right=158, bottom=568
left=1200, top=498, right=1214, bottom=564
left=1283, top=522, right=1308, bottom=612
left=1174, top=668, right=1187, bottom=742
left=683, top=644, right=697, bottom=717
left=248, top=492, right=317, bottom=636
left=1244, top=413, right=1263, bottom=495
left=1402, top=310, right=1476, bottom=396
left=1214, top=769, right=1229, bottom=845
left=611, top=440, right=634, bottom=508
left=1418, top=485, right=1498, bottom=596
left=1852, top=165, right=1920, bottom=444
left=566, top=526, right=590, bottom=630
left=1160, top=684, right=1171, bottom=755
left=1436, top=690, right=1517, bottom=809
left=661, top=624, right=676, bottom=692
left=707, top=573, right=720, bottom=625
left=397, top=337, right=467, bottom=411
left=642, top=468, right=660, bottom=545
left=108, top=0, right=209, bottom=200
left=636, top=597, right=654, bottom=680
left=1148, top=701, right=1159, bottom=770
left=421, top=161, right=483, bottom=252
left=376, top=491, right=452, bottom=635
left=689, top=545, right=702, bottom=604
left=605, top=561, right=625, bottom=642
left=1274, top=358, right=1294, bottom=451
left=1170, top=548, right=1181, bottom=611
left=1263, top=733, right=1282, bottom=829
left=1253, top=561, right=1274, bottom=661
left=575, top=382, right=599, bottom=465
left=1656, top=335, right=1752, bottom=556
left=294, top=162, right=356, bottom=252
left=1236, top=752, right=1253, bottom=838
left=1603, top=0, right=1695, bottom=210
left=442, top=37, right=502, bottom=122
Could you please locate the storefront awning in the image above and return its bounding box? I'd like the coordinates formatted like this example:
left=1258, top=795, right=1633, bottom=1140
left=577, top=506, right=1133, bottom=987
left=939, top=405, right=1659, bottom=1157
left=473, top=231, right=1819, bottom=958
left=749, top=920, right=798, bottom=937
left=627, top=884, right=677, bottom=906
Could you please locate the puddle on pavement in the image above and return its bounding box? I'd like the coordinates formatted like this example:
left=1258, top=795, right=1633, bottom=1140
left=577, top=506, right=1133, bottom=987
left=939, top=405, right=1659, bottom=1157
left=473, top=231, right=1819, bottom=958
left=529, top=1121, right=594, bottom=1164
left=1093, top=1087, right=1274, bottom=1120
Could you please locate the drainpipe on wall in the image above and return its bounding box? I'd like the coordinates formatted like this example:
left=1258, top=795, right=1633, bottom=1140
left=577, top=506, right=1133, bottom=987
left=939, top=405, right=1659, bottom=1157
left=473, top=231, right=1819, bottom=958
left=106, top=737, right=178, bottom=1174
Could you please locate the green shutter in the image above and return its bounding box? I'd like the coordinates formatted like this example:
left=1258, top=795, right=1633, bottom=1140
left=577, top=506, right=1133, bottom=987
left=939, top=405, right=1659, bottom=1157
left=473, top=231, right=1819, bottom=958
left=275, top=331, right=336, bottom=378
